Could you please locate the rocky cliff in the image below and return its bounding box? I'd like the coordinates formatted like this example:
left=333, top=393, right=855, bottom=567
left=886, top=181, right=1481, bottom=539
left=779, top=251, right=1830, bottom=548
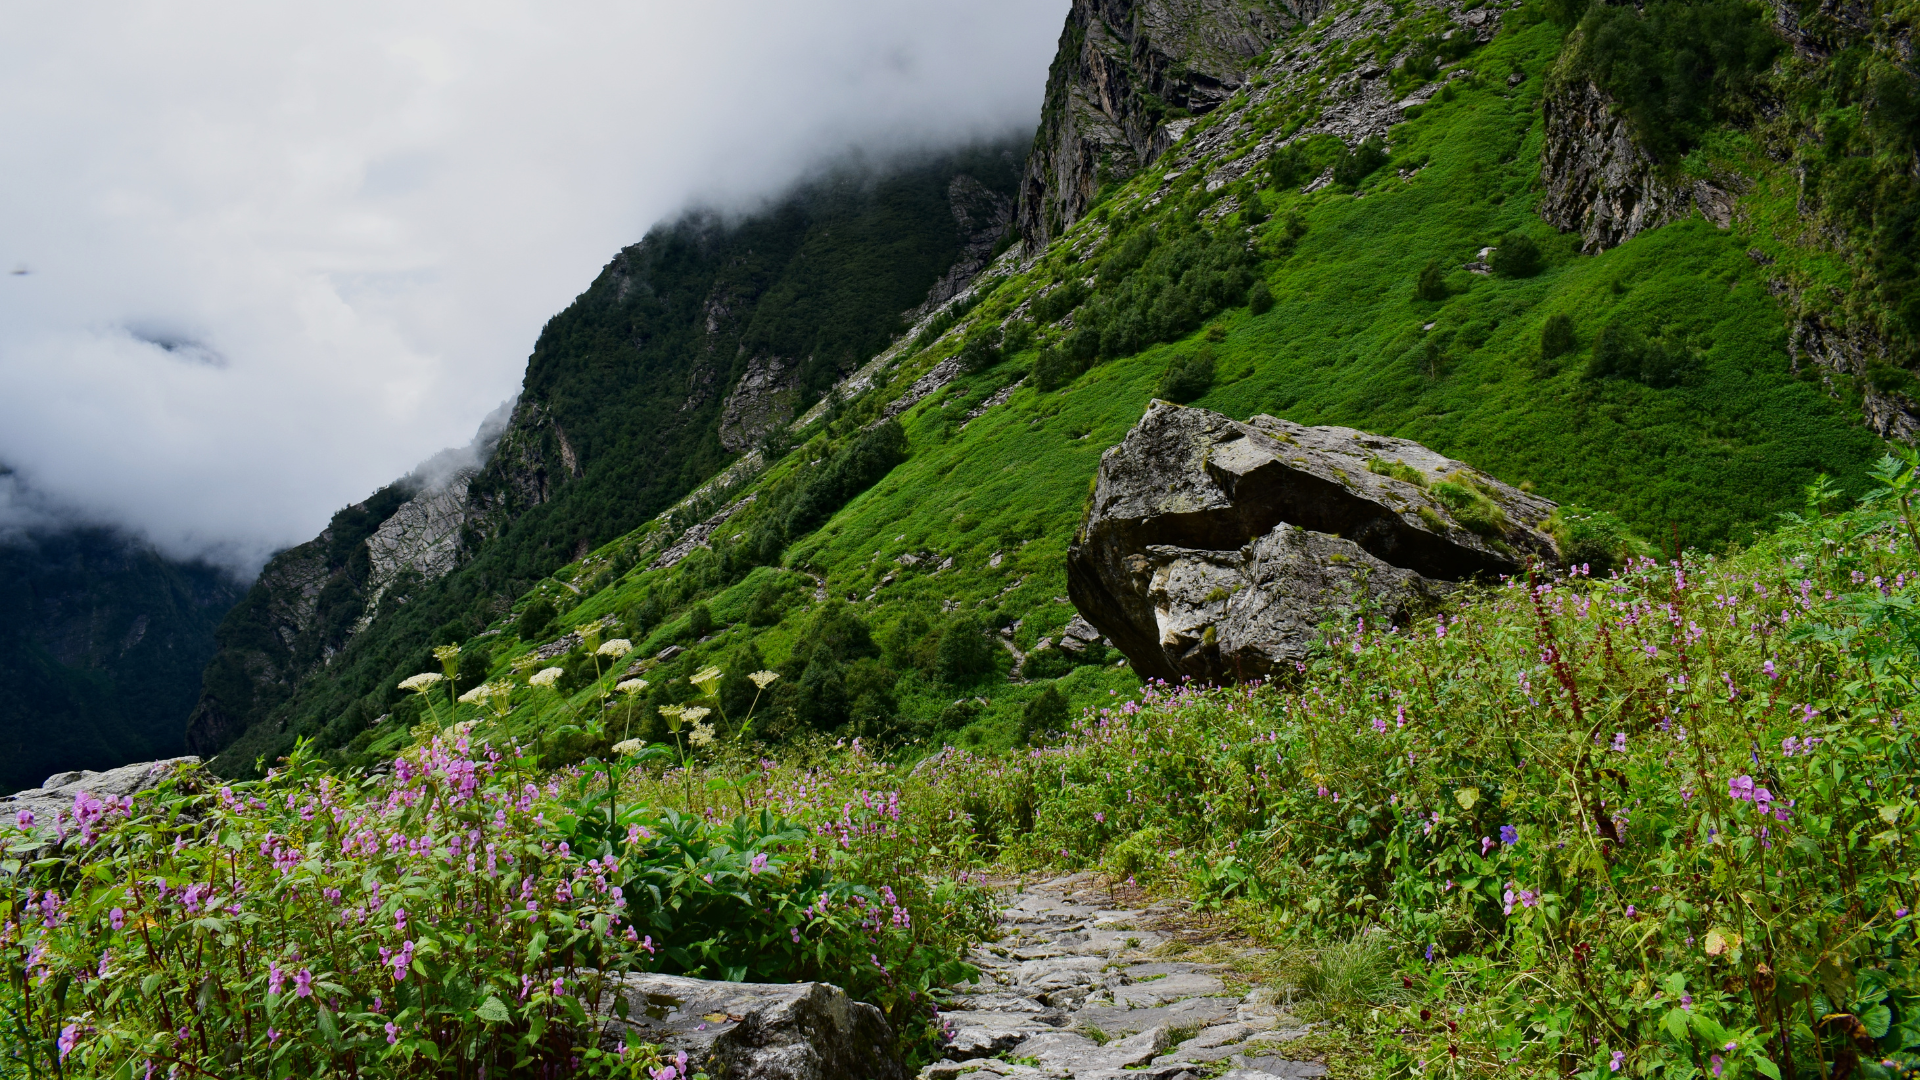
left=1016, top=0, right=1300, bottom=247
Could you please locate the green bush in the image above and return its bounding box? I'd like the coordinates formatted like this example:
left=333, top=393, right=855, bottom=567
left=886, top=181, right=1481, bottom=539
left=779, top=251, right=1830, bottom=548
left=1429, top=478, right=1508, bottom=535
left=686, top=603, right=714, bottom=639
left=1587, top=321, right=1690, bottom=387
left=956, top=329, right=1003, bottom=373
left=1018, top=685, right=1070, bottom=745
left=1540, top=312, right=1577, bottom=360
left=1156, top=349, right=1217, bottom=404
left=517, top=597, right=557, bottom=642
left=1332, top=137, right=1390, bottom=187
left=1031, top=346, right=1084, bottom=392
left=1488, top=233, right=1543, bottom=277
left=1029, top=280, right=1088, bottom=324
left=782, top=420, right=911, bottom=538
left=934, top=614, right=997, bottom=684
left=1247, top=279, right=1275, bottom=315
left=1545, top=504, right=1651, bottom=572
left=1414, top=259, right=1448, bottom=301
left=1366, top=456, right=1428, bottom=487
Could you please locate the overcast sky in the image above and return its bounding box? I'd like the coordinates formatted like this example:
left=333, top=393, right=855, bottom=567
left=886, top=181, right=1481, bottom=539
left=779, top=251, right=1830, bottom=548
left=0, top=0, right=1065, bottom=575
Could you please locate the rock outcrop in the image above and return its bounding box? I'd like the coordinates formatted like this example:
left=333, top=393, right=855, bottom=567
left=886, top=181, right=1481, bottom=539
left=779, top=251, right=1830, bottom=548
left=1791, top=307, right=1920, bottom=442
left=1067, top=403, right=1558, bottom=684
left=3, top=756, right=199, bottom=827
left=1017, top=0, right=1299, bottom=247
left=599, top=972, right=904, bottom=1080
left=1539, top=79, right=1735, bottom=253
left=720, top=356, right=803, bottom=453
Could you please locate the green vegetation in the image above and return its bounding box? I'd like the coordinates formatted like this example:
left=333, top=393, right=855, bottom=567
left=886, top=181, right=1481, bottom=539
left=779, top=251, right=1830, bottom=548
left=2, top=736, right=988, bottom=1076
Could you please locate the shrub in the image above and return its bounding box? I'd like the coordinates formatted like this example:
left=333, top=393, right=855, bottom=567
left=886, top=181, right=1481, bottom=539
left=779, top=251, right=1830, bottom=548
left=1332, top=137, right=1390, bottom=187
left=934, top=614, right=997, bottom=684
left=1429, top=478, right=1508, bottom=536
left=1029, top=280, right=1088, bottom=324
left=1247, top=279, right=1274, bottom=315
left=1031, top=347, right=1083, bottom=392
left=1488, top=233, right=1543, bottom=277
left=1156, top=349, right=1216, bottom=404
left=1545, top=505, right=1651, bottom=572
left=686, top=603, right=714, bottom=639
left=517, top=597, right=557, bottom=642
left=956, top=329, right=1003, bottom=374
left=1018, top=685, right=1070, bottom=745
left=1415, top=260, right=1448, bottom=301
left=1540, top=313, right=1576, bottom=360
left=783, top=420, right=910, bottom=538
left=1587, top=321, right=1691, bottom=387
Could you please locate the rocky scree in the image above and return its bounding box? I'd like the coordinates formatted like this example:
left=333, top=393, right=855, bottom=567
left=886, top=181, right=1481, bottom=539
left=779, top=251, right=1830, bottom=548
left=1067, top=402, right=1558, bottom=684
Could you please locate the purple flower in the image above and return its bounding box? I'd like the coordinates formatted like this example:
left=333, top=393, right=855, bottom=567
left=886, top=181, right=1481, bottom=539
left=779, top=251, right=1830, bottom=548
left=1763, top=659, right=1777, bottom=679
left=385, top=1021, right=399, bottom=1045
left=1610, top=1050, right=1625, bottom=1072
left=1710, top=1054, right=1724, bottom=1077
left=295, top=968, right=312, bottom=998
left=59, top=1024, right=80, bottom=1061
left=1728, top=775, right=1755, bottom=801
left=1425, top=943, right=1435, bottom=962
left=267, top=1029, right=280, bottom=1044
left=109, top=907, right=124, bottom=931
left=269, top=962, right=284, bottom=996
left=1612, top=731, right=1627, bottom=753
left=1481, top=836, right=1495, bottom=856
left=16, top=810, right=34, bottom=829
left=1499, top=825, right=1518, bottom=846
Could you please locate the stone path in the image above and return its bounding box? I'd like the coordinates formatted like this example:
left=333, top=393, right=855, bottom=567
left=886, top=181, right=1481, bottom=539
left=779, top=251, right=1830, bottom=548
left=922, top=874, right=1327, bottom=1080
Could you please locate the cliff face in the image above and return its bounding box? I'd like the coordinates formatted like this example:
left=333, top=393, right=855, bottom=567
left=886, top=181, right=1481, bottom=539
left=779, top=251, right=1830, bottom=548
left=1538, top=79, right=1736, bottom=254
left=1015, top=0, right=1301, bottom=247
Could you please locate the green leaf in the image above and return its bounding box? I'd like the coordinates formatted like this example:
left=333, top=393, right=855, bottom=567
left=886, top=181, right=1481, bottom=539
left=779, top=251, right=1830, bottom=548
left=1752, top=1055, right=1782, bottom=1080
left=316, top=1005, right=343, bottom=1051
left=1863, top=1003, right=1894, bottom=1039
left=477, top=996, right=513, bottom=1024
left=526, top=930, right=548, bottom=965
left=1665, top=1009, right=1689, bottom=1041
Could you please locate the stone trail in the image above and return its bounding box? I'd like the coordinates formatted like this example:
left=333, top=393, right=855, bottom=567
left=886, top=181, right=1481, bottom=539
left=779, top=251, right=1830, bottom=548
left=922, top=874, right=1326, bottom=1080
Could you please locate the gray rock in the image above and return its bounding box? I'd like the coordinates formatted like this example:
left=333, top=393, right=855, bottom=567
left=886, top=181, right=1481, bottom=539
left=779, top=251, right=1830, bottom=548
left=719, top=355, right=802, bottom=453
left=1226, top=1056, right=1329, bottom=1077
left=1540, top=80, right=1735, bottom=254
left=598, top=972, right=903, bottom=1080
left=1017, top=0, right=1296, bottom=248
left=1071, top=994, right=1239, bottom=1036
left=1067, top=402, right=1559, bottom=684
left=4, top=757, right=201, bottom=825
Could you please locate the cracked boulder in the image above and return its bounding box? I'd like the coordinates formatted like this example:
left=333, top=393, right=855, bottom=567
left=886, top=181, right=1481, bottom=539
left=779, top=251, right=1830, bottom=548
left=1067, top=402, right=1559, bottom=684
left=598, top=972, right=904, bottom=1080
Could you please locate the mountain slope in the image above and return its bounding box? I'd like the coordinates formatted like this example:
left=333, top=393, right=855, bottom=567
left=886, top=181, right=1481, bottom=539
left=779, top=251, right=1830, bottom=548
left=348, top=0, right=1901, bottom=758
left=190, top=144, right=1027, bottom=773
left=0, top=524, right=241, bottom=791
left=196, top=0, right=1915, bottom=772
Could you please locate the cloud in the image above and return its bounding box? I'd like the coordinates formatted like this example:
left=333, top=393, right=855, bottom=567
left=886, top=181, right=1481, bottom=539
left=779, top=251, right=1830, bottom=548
left=0, top=0, right=1064, bottom=576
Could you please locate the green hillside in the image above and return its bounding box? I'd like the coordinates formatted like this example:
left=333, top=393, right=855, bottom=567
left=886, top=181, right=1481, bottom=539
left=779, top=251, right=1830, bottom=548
left=301, top=3, right=1893, bottom=771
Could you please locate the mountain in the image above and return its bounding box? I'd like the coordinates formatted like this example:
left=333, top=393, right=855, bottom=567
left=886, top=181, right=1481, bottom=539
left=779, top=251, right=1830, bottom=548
left=0, top=515, right=242, bottom=792
left=187, top=143, right=1026, bottom=773
left=188, top=0, right=1914, bottom=773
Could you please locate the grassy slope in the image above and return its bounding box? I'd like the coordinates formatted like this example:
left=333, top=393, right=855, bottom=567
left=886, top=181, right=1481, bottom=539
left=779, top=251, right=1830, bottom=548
left=371, top=7, right=1885, bottom=759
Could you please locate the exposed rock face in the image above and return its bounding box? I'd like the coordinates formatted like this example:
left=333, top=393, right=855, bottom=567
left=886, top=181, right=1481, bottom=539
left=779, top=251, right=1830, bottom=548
left=186, top=405, right=517, bottom=757
left=720, top=356, right=803, bottom=453
left=1540, top=80, right=1735, bottom=253
left=598, top=972, right=904, bottom=1080
left=1067, top=403, right=1558, bottom=684
left=1791, top=308, right=1920, bottom=442
left=1017, top=0, right=1299, bottom=247
left=912, top=175, right=1017, bottom=319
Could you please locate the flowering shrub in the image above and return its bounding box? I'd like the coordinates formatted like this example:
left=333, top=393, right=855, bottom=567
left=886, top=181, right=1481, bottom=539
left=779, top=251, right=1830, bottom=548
left=882, top=458, right=1920, bottom=1079
left=2, top=730, right=984, bottom=1077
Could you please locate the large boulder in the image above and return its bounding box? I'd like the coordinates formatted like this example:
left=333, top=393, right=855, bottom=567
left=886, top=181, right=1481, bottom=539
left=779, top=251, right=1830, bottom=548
left=597, top=972, right=905, bottom=1080
left=1067, top=403, right=1558, bottom=684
